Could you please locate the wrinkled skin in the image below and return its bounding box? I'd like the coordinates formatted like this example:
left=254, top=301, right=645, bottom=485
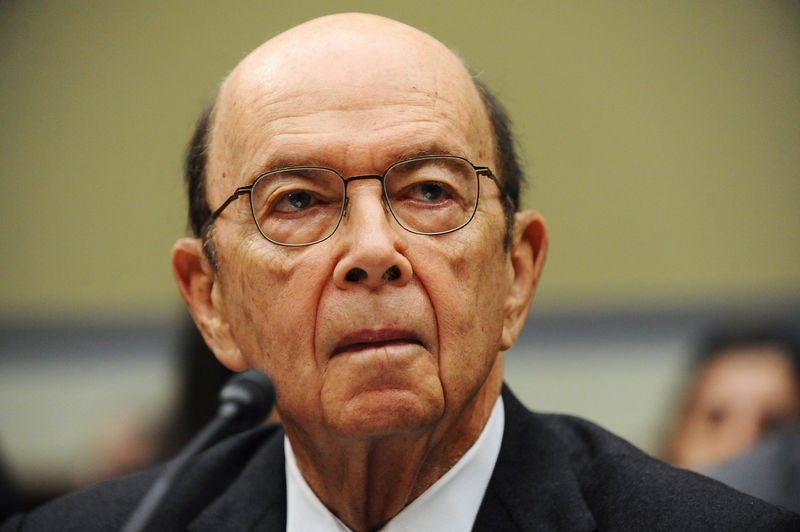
left=172, top=13, right=547, bottom=531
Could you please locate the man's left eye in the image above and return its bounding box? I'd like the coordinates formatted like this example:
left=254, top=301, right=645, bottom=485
left=287, top=190, right=314, bottom=210
left=411, top=182, right=449, bottom=202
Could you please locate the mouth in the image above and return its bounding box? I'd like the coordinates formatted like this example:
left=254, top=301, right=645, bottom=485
left=332, top=329, right=425, bottom=357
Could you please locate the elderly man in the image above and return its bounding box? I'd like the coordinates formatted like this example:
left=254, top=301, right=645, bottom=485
left=3, top=13, right=798, bottom=532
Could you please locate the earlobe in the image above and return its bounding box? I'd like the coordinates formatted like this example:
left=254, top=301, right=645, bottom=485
left=171, top=238, right=247, bottom=371
left=500, top=210, right=548, bottom=350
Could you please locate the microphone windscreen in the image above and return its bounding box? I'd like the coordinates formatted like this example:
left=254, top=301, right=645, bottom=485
left=217, top=369, right=275, bottom=431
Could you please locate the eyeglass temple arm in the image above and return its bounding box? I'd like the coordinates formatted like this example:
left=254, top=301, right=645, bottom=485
left=207, top=185, right=254, bottom=226
left=475, top=166, right=504, bottom=193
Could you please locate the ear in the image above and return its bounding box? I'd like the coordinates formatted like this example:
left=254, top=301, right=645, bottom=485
left=171, top=238, right=247, bottom=371
left=501, top=210, right=548, bottom=350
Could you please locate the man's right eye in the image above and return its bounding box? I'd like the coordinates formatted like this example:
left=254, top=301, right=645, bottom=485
left=273, top=189, right=317, bottom=213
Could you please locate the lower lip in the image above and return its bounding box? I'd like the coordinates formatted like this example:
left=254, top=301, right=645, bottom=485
left=332, top=340, right=422, bottom=357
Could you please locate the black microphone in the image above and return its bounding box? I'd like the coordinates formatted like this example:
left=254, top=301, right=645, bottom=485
left=120, top=369, right=275, bottom=532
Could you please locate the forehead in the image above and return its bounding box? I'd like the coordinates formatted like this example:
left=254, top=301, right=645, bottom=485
left=206, top=16, right=493, bottom=198
left=696, top=348, right=799, bottom=399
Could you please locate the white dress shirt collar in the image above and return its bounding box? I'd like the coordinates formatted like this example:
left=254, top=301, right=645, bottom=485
left=285, top=395, right=505, bottom=532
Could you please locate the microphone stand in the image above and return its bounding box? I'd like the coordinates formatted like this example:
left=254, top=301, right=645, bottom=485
left=120, top=370, right=274, bottom=532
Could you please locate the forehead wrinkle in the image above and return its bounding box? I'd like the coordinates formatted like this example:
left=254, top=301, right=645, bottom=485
left=215, top=88, right=483, bottom=181
left=208, top=101, right=491, bottom=211
left=207, top=16, right=493, bottom=203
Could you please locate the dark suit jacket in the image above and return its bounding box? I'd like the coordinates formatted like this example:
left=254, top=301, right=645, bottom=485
left=3, top=386, right=799, bottom=531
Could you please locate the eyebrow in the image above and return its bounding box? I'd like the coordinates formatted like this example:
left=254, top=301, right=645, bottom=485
left=251, top=143, right=468, bottom=178
left=392, top=143, right=468, bottom=163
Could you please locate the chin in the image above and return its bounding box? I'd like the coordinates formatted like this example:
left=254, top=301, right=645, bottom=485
left=324, top=387, right=445, bottom=439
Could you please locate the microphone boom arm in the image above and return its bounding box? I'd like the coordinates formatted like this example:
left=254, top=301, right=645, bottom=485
left=120, top=369, right=275, bottom=532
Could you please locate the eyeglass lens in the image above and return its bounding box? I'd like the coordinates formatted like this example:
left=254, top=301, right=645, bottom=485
left=249, top=157, right=479, bottom=245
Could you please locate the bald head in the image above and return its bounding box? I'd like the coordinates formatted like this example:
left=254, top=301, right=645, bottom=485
left=185, top=14, right=523, bottom=245
left=231, top=13, right=466, bottom=89
left=221, top=13, right=476, bottom=111
left=209, top=14, right=491, bottom=195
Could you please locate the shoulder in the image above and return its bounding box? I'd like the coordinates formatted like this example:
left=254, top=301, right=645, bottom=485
left=1, top=423, right=285, bottom=532
left=550, top=414, right=796, bottom=529
left=497, top=386, right=800, bottom=531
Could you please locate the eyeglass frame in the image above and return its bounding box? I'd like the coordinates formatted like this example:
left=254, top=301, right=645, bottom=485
left=203, top=154, right=505, bottom=247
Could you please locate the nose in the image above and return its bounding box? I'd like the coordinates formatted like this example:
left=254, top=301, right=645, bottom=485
left=332, top=181, right=413, bottom=290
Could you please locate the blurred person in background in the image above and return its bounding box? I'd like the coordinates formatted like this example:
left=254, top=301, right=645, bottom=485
left=664, top=323, right=800, bottom=472
left=706, top=424, right=800, bottom=513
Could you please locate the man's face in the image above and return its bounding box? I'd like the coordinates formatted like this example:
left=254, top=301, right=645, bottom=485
left=196, top=18, right=525, bottom=444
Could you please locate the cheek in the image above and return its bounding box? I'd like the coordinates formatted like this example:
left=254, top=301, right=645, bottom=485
left=219, top=238, right=331, bottom=408
left=445, top=220, right=507, bottom=326
left=419, top=223, right=508, bottom=396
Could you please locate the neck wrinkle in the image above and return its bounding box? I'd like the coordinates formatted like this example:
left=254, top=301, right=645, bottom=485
left=288, top=429, right=433, bottom=532
left=284, top=356, right=504, bottom=531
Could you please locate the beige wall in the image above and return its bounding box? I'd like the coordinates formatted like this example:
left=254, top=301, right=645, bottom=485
left=1, top=2, right=798, bottom=491
left=1, top=1, right=799, bottom=320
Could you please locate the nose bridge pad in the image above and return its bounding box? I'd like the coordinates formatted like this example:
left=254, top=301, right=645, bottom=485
left=341, top=196, right=350, bottom=222
left=341, top=177, right=394, bottom=226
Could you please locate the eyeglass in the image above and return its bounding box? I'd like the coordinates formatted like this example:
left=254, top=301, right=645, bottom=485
left=205, top=155, right=502, bottom=247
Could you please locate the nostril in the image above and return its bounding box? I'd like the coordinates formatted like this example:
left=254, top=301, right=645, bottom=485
left=382, top=265, right=400, bottom=281
left=345, top=268, right=367, bottom=282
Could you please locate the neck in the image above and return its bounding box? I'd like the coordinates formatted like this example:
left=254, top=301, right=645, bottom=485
left=286, top=363, right=503, bottom=532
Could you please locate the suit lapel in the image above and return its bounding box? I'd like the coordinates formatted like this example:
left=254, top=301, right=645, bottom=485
left=473, top=386, right=597, bottom=532
left=188, top=429, right=287, bottom=532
